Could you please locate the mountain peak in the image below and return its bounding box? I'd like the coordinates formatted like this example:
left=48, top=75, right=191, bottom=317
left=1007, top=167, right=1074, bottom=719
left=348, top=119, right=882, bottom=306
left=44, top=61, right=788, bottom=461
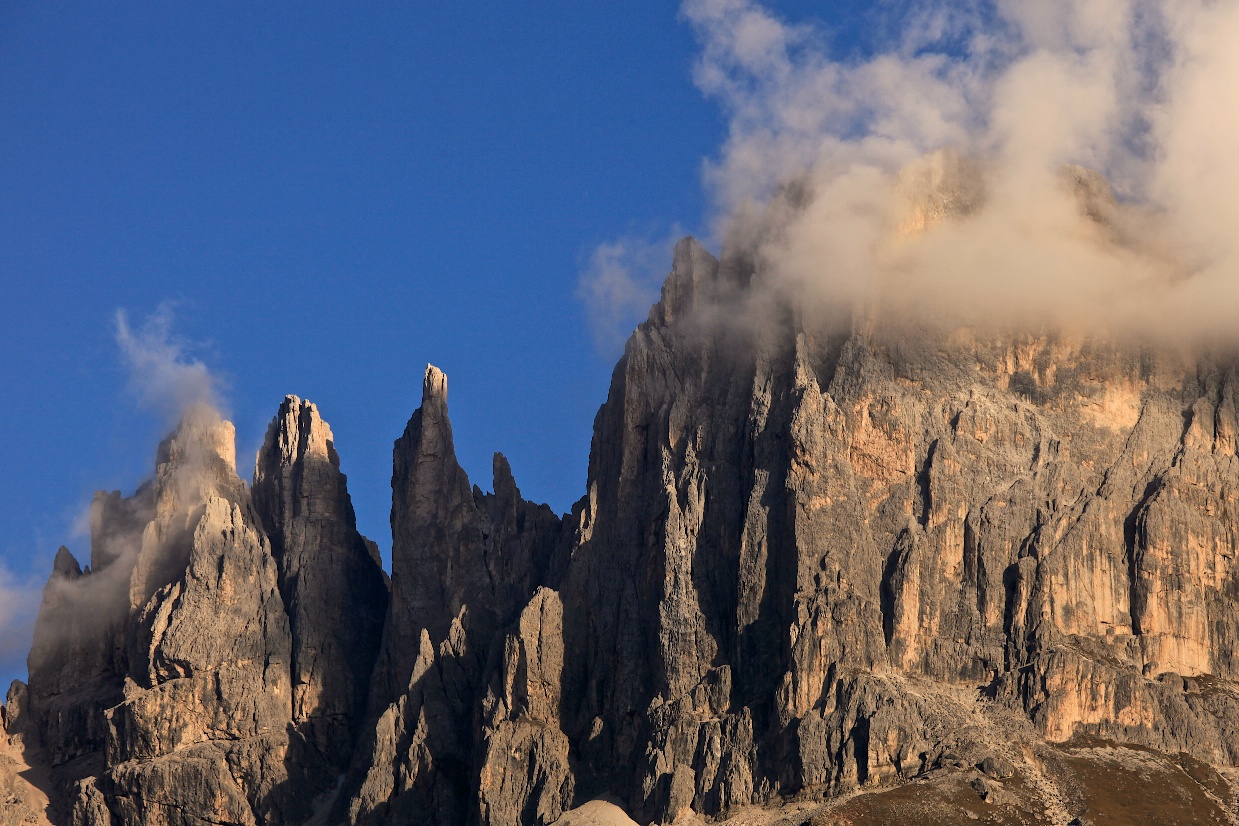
left=423, top=363, right=448, bottom=405
left=157, top=402, right=237, bottom=475
left=648, top=235, right=720, bottom=327
left=14, top=242, right=1239, bottom=826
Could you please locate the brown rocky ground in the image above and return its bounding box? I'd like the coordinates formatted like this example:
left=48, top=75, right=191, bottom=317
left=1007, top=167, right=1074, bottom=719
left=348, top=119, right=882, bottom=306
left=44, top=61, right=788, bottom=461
left=624, top=742, right=1238, bottom=826
left=811, top=740, right=1237, bottom=826
left=0, top=721, right=53, bottom=826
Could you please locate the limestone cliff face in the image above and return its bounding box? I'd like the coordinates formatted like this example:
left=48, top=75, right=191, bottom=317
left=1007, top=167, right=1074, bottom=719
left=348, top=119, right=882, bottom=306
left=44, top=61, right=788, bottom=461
left=333, top=237, right=1239, bottom=825
left=343, top=366, right=566, bottom=826
left=8, top=237, right=1239, bottom=826
left=252, top=396, right=390, bottom=774
left=547, top=238, right=1239, bottom=823
left=7, top=401, right=387, bottom=826
left=87, top=408, right=301, bottom=826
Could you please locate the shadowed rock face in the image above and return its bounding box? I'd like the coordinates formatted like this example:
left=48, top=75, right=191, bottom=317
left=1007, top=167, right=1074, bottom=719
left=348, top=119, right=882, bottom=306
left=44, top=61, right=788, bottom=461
left=23, top=480, right=154, bottom=778
left=7, top=238, right=1239, bottom=826
left=252, top=396, right=389, bottom=774
left=342, top=366, right=567, bottom=826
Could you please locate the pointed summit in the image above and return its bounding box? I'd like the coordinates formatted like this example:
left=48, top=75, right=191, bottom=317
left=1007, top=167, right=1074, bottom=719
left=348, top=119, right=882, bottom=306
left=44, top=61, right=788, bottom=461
left=156, top=402, right=238, bottom=476
left=130, top=404, right=245, bottom=610
left=257, top=395, right=335, bottom=473
left=50, top=546, right=82, bottom=581
left=252, top=394, right=388, bottom=770
left=345, top=368, right=565, bottom=825
left=649, top=236, right=720, bottom=326
left=423, top=363, right=448, bottom=404
left=378, top=363, right=473, bottom=700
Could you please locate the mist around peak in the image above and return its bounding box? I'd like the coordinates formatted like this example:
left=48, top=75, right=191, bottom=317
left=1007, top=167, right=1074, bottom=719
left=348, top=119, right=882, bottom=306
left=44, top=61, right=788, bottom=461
left=655, top=0, right=1239, bottom=343
left=26, top=310, right=238, bottom=663
left=115, top=305, right=225, bottom=427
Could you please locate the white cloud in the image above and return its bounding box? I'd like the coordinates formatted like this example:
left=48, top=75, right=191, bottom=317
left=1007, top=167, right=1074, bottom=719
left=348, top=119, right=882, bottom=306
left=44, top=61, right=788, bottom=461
left=677, top=0, right=1239, bottom=338
left=116, top=304, right=223, bottom=425
left=0, top=564, right=40, bottom=676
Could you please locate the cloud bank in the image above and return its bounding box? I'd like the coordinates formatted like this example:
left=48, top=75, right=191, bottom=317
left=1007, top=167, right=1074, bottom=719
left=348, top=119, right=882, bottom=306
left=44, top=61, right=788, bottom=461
left=669, top=0, right=1239, bottom=338
left=0, top=564, right=41, bottom=676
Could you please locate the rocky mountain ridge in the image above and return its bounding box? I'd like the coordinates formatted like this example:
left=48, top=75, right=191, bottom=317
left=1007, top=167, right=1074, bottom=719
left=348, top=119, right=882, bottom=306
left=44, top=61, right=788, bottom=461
left=5, top=236, right=1239, bottom=825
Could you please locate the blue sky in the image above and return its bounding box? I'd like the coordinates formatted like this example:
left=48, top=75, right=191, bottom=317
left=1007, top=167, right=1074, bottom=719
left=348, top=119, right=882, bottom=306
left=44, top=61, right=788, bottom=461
left=0, top=2, right=897, bottom=688
left=2, top=0, right=1231, bottom=703
left=0, top=2, right=729, bottom=689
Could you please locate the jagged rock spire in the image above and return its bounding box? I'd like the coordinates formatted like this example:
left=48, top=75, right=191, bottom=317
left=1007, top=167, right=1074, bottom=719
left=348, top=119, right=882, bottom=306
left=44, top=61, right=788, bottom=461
left=344, top=364, right=565, bottom=826
left=648, top=236, right=721, bottom=326
left=22, top=399, right=388, bottom=826
left=252, top=394, right=388, bottom=768
left=14, top=237, right=1239, bottom=826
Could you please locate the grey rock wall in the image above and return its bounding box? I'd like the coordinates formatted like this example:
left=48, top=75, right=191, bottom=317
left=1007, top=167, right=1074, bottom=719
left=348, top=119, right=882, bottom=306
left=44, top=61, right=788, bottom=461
left=252, top=396, right=389, bottom=776
left=342, top=366, right=565, bottom=826
left=11, top=401, right=387, bottom=826
left=7, top=235, right=1239, bottom=826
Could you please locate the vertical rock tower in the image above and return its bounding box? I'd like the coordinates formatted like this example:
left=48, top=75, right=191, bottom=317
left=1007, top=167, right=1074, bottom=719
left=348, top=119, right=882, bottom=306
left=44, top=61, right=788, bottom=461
left=253, top=396, right=389, bottom=774
left=344, top=365, right=566, bottom=826
left=6, top=233, right=1239, bottom=826
left=9, top=401, right=388, bottom=826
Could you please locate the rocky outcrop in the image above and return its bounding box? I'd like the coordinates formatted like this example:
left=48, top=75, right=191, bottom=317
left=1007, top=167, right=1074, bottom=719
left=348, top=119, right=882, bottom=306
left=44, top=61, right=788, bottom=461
left=88, top=406, right=300, bottom=826
left=552, top=239, right=782, bottom=820
left=252, top=396, right=389, bottom=775
left=472, top=236, right=1239, bottom=823
left=475, top=588, right=573, bottom=826
left=23, top=477, right=154, bottom=778
left=16, top=400, right=387, bottom=826
left=12, top=232, right=1239, bottom=826
left=343, top=366, right=566, bottom=826
left=1, top=681, right=54, bottom=826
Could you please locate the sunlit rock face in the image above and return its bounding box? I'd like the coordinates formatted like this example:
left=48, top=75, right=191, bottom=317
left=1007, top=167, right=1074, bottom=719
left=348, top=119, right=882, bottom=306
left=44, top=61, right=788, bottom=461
left=335, top=234, right=1239, bottom=825
left=539, top=236, right=1239, bottom=822
left=7, top=232, right=1239, bottom=825
left=9, top=401, right=388, bottom=826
